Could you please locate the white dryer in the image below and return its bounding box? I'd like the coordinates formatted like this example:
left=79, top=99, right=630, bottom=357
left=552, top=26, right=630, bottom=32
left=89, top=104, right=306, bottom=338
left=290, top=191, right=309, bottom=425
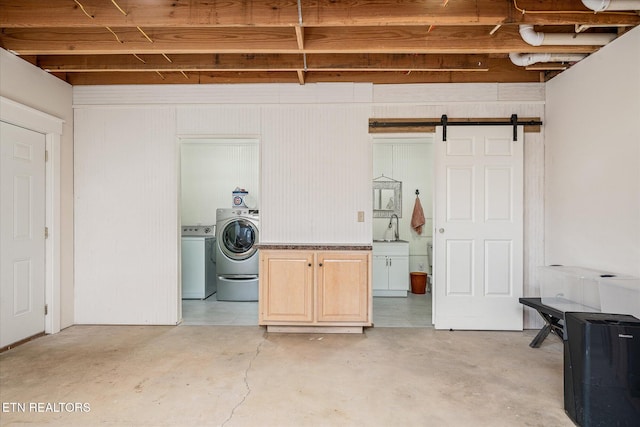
left=215, top=208, right=259, bottom=301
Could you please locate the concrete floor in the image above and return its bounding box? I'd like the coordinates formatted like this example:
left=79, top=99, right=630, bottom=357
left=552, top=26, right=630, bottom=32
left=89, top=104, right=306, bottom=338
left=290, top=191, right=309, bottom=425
left=0, top=326, right=572, bottom=427
left=182, top=293, right=433, bottom=327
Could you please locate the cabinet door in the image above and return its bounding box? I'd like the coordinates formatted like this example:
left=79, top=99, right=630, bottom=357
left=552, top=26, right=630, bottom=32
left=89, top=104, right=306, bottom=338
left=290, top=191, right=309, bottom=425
left=372, top=255, right=388, bottom=291
left=317, top=252, right=369, bottom=323
left=260, top=251, right=314, bottom=323
left=387, top=256, right=409, bottom=291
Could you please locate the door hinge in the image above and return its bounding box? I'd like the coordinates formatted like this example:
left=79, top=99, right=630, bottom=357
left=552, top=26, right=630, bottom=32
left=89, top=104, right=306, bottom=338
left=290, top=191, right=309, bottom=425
left=45, top=150, right=49, bottom=162
left=45, top=304, right=48, bottom=315
left=45, top=227, right=49, bottom=239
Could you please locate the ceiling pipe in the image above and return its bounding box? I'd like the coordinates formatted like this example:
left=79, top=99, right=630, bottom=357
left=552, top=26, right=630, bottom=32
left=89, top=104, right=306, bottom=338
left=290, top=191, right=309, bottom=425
left=509, top=52, right=587, bottom=67
left=581, top=0, right=640, bottom=11
left=519, top=24, right=617, bottom=46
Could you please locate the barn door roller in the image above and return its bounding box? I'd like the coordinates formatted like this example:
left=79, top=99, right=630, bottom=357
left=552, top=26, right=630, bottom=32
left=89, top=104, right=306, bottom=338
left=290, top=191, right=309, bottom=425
left=440, top=114, right=538, bottom=141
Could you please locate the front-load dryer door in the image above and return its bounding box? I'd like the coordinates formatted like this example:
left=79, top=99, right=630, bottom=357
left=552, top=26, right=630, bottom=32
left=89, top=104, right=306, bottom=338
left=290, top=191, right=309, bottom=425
left=219, top=218, right=258, bottom=261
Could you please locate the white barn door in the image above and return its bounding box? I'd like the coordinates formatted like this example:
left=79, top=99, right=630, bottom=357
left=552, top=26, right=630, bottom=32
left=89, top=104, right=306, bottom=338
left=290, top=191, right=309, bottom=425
left=0, top=122, right=46, bottom=347
left=433, top=125, right=523, bottom=330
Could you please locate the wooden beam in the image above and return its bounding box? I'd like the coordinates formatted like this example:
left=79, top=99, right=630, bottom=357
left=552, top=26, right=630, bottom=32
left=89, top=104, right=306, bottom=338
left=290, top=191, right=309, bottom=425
left=64, top=71, right=303, bottom=85
left=302, top=0, right=640, bottom=26
left=1, top=26, right=604, bottom=55
left=61, top=67, right=541, bottom=85
left=295, top=25, right=304, bottom=50
left=302, top=26, right=603, bottom=54
left=34, top=54, right=545, bottom=81
left=0, top=27, right=299, bottom=55
left=35, top=53, right=494, bottom=72
left=305, top=54, right=490, bottom=71
left=368, top=118, right=436, bottom=133
left=0, top=0, right=301, bottom=27
left=343, top=68, right=543, bottom=84
left=35, top=53, right=305, bottom=72
left=525, top=63, right=569, bottom=71
left=1, top=0, right=638, bottom=27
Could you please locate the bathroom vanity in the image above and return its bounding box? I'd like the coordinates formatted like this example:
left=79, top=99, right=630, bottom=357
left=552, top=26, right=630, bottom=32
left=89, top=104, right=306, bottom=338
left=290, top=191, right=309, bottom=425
left=257, top=244, right=372, bottom=333
left=372, top=240, right=409, bottom=297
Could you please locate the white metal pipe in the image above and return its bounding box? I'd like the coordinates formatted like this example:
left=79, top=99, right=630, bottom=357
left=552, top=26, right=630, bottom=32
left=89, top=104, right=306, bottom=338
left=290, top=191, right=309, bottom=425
left=297, top=0, right=303, bottom=24
left=581, top=0, right=640, bottom=11
left=519, top=24, right=617, bottom=46
left=509, top=52, right=587, bottom=67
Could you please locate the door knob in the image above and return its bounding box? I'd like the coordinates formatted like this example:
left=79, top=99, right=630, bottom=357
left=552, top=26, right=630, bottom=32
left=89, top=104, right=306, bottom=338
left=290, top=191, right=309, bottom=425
left=439, top=228, right=445, bottom=233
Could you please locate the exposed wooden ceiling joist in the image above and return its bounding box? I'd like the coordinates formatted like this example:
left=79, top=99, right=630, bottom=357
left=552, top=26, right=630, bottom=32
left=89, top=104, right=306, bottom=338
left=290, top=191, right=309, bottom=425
left=1, top=0, right=637, bottom=85
left=2, top=0, right=638, bottom=27
left=1, top=26, right=603, bottom=55
left=35, top=53, right=493, bottom=73
left=62, top=67, right=546, bottom=86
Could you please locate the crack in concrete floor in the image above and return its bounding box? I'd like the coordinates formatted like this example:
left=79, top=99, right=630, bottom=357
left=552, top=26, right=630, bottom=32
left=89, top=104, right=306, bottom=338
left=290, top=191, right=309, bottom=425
left=221, top=337, right=265, bottom=426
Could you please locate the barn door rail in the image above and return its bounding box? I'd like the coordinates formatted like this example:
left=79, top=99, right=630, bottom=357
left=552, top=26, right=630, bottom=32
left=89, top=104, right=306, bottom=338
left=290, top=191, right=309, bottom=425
left=368, top=115, right=543, bottom=141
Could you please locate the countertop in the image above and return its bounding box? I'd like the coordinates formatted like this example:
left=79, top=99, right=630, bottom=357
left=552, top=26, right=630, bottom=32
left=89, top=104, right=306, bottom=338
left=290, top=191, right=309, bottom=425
left=256, top=243, right=372, bottom=251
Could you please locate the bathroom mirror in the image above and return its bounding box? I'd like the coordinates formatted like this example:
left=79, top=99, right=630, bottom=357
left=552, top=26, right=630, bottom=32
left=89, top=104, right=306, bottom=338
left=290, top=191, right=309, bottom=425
left=373, top=180, right=402, bottom=218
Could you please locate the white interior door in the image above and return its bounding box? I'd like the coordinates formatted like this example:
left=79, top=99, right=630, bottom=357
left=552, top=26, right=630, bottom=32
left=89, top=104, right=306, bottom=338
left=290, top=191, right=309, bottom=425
left=0, top=121, right=46, bottom=347
left=433, top=125, right=523, bottom=330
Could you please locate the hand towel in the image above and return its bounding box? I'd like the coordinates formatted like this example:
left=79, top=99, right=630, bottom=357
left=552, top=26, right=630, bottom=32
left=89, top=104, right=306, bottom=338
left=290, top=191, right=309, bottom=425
left=411, top=196, right=426, bottom=235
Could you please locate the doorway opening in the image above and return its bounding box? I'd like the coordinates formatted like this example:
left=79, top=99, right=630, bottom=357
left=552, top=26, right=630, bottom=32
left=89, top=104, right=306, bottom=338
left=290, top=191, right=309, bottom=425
left=372, top=136, right=434, bottom=327
left=178, top=137, right=260, bottom=325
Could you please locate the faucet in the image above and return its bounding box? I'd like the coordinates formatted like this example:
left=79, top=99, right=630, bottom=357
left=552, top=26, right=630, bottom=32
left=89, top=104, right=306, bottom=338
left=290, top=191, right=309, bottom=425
left=389, top=214, right=399, bottom=241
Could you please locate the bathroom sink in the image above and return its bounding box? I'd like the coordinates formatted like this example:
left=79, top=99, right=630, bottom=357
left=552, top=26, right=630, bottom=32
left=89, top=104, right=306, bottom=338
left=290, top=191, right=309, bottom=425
left=372, top=239, right=409, bottom=257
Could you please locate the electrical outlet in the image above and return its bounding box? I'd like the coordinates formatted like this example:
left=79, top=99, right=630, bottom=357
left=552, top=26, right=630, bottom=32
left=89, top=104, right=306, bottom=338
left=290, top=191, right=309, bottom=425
left=357, top=211, right=365, bottom=222
left=418, top=263, right=424, bottom=271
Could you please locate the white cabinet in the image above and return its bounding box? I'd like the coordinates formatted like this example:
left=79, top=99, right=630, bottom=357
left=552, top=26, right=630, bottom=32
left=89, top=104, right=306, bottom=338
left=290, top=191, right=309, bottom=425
left=372, top=241, right=409, bottom=297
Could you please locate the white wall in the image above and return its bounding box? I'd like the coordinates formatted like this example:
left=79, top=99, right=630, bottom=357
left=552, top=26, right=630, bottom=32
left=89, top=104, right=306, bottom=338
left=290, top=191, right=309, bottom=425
left=74, top=107, right=179, bottom=324
left=180, top=139, right=259, bottom=225
left=73, top=82, right=545, bottom=327
left=259, top=104, right=372, bottom=243
left=545, top=26, right=640, bottom=276
left=73, top=84, right=372, bottom=324
left=0, top=49, right=74, bottom=329
left=172, top=90, right=373, bottom=244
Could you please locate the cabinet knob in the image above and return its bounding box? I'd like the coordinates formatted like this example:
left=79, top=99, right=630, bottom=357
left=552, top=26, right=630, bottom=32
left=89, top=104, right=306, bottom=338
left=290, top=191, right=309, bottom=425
left=308, top=263, right=312, bottom=267
left=319, top=263, right=323, bottom=267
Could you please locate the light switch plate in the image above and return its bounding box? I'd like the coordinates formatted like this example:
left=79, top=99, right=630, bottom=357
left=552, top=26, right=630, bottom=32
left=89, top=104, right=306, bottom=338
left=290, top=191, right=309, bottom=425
left=357, top=211, right=365, bottom=222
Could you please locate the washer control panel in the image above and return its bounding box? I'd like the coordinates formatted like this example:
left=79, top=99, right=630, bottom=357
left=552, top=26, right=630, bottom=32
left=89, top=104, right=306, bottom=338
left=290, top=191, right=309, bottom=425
left=181, top=225, right=216, bottom=237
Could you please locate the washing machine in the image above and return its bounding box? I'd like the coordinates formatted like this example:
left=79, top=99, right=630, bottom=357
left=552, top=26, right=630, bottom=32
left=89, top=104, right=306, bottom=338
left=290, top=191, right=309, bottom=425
left=181, top=225, right=216, bottom=299
left=215, top=208, right=259, bottom=301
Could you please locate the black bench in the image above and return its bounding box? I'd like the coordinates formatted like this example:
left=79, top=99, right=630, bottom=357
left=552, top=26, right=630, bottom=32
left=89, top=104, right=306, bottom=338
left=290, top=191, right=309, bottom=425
left=519, top=297, right=565, bottom=348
